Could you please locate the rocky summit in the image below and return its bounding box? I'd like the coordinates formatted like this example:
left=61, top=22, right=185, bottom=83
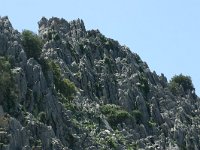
left=0, top=16, right=200, bottom=150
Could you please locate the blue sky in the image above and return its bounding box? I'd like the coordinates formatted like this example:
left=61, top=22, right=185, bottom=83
left=1, top=0, right=200, bottom=95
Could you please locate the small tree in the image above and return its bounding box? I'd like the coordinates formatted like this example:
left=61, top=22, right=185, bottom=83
left=100, top=104, right=131, bottom=128
left=21, top=30, right=43, bottom=59
left=169, top=74, right=195, bottom=94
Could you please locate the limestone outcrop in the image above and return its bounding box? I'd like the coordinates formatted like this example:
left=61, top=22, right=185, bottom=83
left=0, top=16, right=199, bottom=150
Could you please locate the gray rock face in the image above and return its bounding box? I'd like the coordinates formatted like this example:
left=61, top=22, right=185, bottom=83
left=0, top=106, right=4, bottom=116
left=0, top=16, right=200, bottom=150
left=0, top=16, right=25, bottom=66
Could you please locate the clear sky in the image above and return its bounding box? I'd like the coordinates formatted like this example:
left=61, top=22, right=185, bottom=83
left=1, top=0, right=200, bottom=95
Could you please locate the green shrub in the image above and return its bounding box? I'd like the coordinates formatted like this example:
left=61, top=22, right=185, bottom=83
left=169, top=81, right=179, bottom=95
left=22, top=30, right=43, bottom=59
left=59, top=78, right=76, bottom=101
left=50, top=61, right=62, bottom=82
left=50, top=61, right=76, bottom=101
left=107, top=137, right=117, bottom=149
left=0, top=57, right=12, bottom=94
left=0, top=57, right=16, bottom=112
left=39, top=59, right=77, bottom=101
left=132, top=110, right=143, bottom=124
left=100, top=104, right=131, bottom=128
left=169, top=74, right=195, bottom=94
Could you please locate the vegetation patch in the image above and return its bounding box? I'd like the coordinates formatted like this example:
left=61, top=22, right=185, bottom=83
left=100, top=104, right=131, bottom=128
left=107, top=136, right=117, bottom=149
left=50, top=61, right=76, bottom=101
left=132, top=110, right=143, bottom=124
left=169, top=74, right=195, bottom=95
left=22, top=30, right=43, bottom=59
left=0, top=57, right=17, bottom=113
left=138, top=74, right=149, bottom=98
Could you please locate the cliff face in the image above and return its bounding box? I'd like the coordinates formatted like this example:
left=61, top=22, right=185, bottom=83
left=0, top=16, right=200, bottom=150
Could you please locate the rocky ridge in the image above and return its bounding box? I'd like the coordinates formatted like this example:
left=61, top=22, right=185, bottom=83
left=0, top=16, right=200, bottom=150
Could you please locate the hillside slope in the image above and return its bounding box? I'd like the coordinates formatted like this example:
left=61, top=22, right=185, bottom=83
left=0, top=16, right=200, bottom=150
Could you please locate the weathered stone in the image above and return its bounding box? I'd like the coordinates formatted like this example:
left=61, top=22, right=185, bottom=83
left=0, top=106, right=4, bottom=116
left=0, top=16, right=199, bottom=150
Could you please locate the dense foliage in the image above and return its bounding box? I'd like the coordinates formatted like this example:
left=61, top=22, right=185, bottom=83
left=21, top=30, right=43, bottom=59
left=100, top=104, right=131, bottom=128
left=169, top=74, right=195, bottom=94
